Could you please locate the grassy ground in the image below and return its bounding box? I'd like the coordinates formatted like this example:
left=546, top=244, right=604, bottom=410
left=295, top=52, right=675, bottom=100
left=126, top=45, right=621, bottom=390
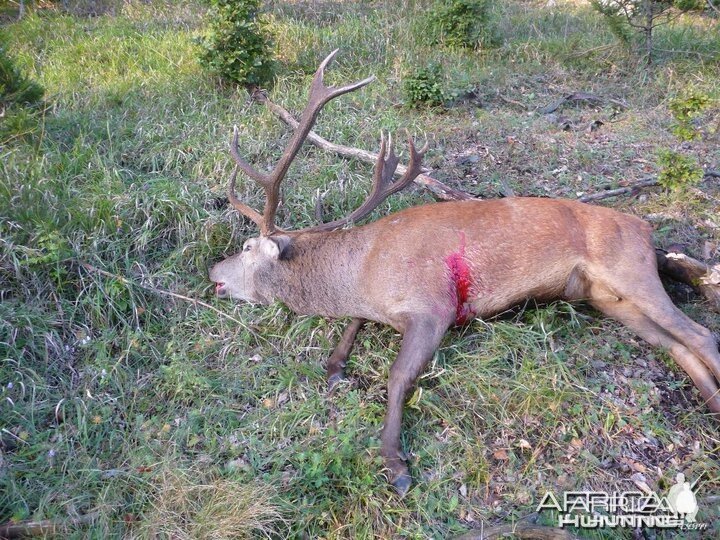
left=1, top=0, right=720, bottom=538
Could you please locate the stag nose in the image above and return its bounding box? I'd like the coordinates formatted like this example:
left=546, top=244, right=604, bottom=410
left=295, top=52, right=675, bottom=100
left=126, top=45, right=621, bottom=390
left=215, top=282, right=226, bottom=296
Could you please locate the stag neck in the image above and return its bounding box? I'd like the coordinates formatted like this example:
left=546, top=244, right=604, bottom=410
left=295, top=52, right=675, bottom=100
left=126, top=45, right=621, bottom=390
left=257, top=227, right=373, bottom=318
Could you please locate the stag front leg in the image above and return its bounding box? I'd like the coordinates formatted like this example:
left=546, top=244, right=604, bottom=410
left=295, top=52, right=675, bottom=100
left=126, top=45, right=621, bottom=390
left=381, top=316, right=447, bottom=496
left=327, top=318, right=366, bottom=391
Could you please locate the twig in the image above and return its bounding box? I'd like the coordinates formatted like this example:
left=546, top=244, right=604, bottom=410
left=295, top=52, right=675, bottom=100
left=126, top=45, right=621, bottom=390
left=497, top=93, right=528, bottom=110
left=567, top=43, right=616, bottom=59
left=79, top=262, right=255, bottom=332
left=254, top=91, right=475, bottom=202
left=0, top=511, right=100, bottom=538
left=578, top=176, right=659, bottom=202
left=578, top=170, right=719, bottom=203
left=652, top=47, right=718, bottom=60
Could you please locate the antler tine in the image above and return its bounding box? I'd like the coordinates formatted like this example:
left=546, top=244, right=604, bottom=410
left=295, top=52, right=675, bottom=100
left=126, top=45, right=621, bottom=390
left=298, top=132, right=428, bottom=233
left=228, top=165, right=264, bottom=226
left=378, top=131, right=400, bottom=189
left=230, top=125, right=271, bottom=185
left=371, top=131, right=390, bottom=186
left=391, top=131, right=429, bottom=195
left=257, top=49, right=375, bottom=235
left=312, top=49, right=377, bottom=103
left=226, top=126, right=266, bottom=228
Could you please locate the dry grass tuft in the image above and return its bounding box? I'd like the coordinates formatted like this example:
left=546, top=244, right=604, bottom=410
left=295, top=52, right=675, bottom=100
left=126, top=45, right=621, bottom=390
left=137, top=468, right=284, bottom=539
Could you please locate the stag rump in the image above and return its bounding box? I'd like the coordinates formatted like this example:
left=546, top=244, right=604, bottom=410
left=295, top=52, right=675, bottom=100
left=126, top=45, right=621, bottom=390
left=209, top=50, right=720, bottom=495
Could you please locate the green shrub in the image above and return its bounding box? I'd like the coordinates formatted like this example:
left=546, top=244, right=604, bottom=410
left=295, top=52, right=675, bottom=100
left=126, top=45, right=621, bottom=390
left=403, top=62, right=445, bottom=107
left=657, top=149, right=704, bottom=191
left=424, top=0, right=496, bottom=49
left=669, top=89, right=710, bottom=141
left=198, top=0, right=275, bottom=88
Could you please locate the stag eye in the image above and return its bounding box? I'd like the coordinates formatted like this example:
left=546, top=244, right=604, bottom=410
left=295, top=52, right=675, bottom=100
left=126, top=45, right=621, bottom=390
left=243, top=244, right=251, bottom=252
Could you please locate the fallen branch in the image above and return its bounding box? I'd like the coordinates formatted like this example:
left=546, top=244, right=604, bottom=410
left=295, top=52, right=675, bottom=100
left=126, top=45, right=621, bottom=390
left=497, top=93, right=529, bottom=110
left=578, top=176, right=659, bottom=202
left=0, top=511, right=99, bottom=538
left=578, top=170, right=720, bottom=203
left=254, top=91, right=474, bottom=202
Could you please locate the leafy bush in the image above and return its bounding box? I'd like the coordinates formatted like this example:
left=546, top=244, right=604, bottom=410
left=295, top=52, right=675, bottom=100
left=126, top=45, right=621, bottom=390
left=657, top=149, right=704, bottom=191
left=198, top=0, right=275, bottom=88
left=424, top=0, right=496, bottom=49
left=669, top=89, right=710, bottom=141
left=403, top=62, right=445, bottom=107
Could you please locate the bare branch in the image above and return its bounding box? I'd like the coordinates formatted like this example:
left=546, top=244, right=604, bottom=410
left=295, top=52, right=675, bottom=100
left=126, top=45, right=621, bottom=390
left=578, top=176, right=659, bottom=202
left=0, top=512, right=100, bottom=538
left=656, top=249, right=720, bottom=313
left=578, top=170, right=719, bottom=203
left=257, top=92, right=474, bottom=202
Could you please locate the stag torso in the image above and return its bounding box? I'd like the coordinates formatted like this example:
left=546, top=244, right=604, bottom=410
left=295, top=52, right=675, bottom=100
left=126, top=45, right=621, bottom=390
left=267, top=197, right=655, bottom=333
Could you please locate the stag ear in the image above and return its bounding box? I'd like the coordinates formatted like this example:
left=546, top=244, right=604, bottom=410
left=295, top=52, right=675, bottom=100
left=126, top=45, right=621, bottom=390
left=260, top=235, right=292, bottom=260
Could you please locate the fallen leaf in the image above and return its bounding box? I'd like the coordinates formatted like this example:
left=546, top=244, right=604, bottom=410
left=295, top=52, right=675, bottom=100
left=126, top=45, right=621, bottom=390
left=620, top=456, right=647, bottom=473
left=493, top=448, right=509, bottom=460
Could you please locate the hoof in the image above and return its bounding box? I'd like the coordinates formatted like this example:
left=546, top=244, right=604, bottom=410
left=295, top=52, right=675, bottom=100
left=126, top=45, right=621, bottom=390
left=391, top=473, right=412, bottom=497
left=327, top=373, right=347, bottom=393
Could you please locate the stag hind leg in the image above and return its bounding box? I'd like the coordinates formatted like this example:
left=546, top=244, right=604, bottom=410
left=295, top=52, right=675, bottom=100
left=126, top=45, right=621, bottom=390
left=588, top=277, right=720, bottom=414
left=326, top=318, right=365, bottom=391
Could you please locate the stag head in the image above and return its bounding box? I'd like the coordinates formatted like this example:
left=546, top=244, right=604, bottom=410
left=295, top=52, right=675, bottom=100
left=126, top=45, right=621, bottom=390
left=210, top=235, right=291, bottom=302
left=209, top=50, right=426, bottom=303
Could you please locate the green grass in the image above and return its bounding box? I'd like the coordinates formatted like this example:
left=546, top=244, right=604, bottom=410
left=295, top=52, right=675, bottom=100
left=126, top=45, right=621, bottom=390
left=1, top=1, right=720, bottom=538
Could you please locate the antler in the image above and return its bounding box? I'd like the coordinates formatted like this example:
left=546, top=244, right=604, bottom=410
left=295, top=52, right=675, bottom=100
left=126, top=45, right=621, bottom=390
left=298, top=132, right=428, bottom=233
left=228, top=49, right=375, bottom=236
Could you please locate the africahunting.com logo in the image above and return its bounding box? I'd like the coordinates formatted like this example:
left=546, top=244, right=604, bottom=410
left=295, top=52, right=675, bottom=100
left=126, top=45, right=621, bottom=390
left=537, top=474, right=708, bottom=530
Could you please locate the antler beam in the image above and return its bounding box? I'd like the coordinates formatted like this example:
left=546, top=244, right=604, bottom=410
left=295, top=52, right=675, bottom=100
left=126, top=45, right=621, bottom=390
left=228, top=49, right=375, bottom=235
